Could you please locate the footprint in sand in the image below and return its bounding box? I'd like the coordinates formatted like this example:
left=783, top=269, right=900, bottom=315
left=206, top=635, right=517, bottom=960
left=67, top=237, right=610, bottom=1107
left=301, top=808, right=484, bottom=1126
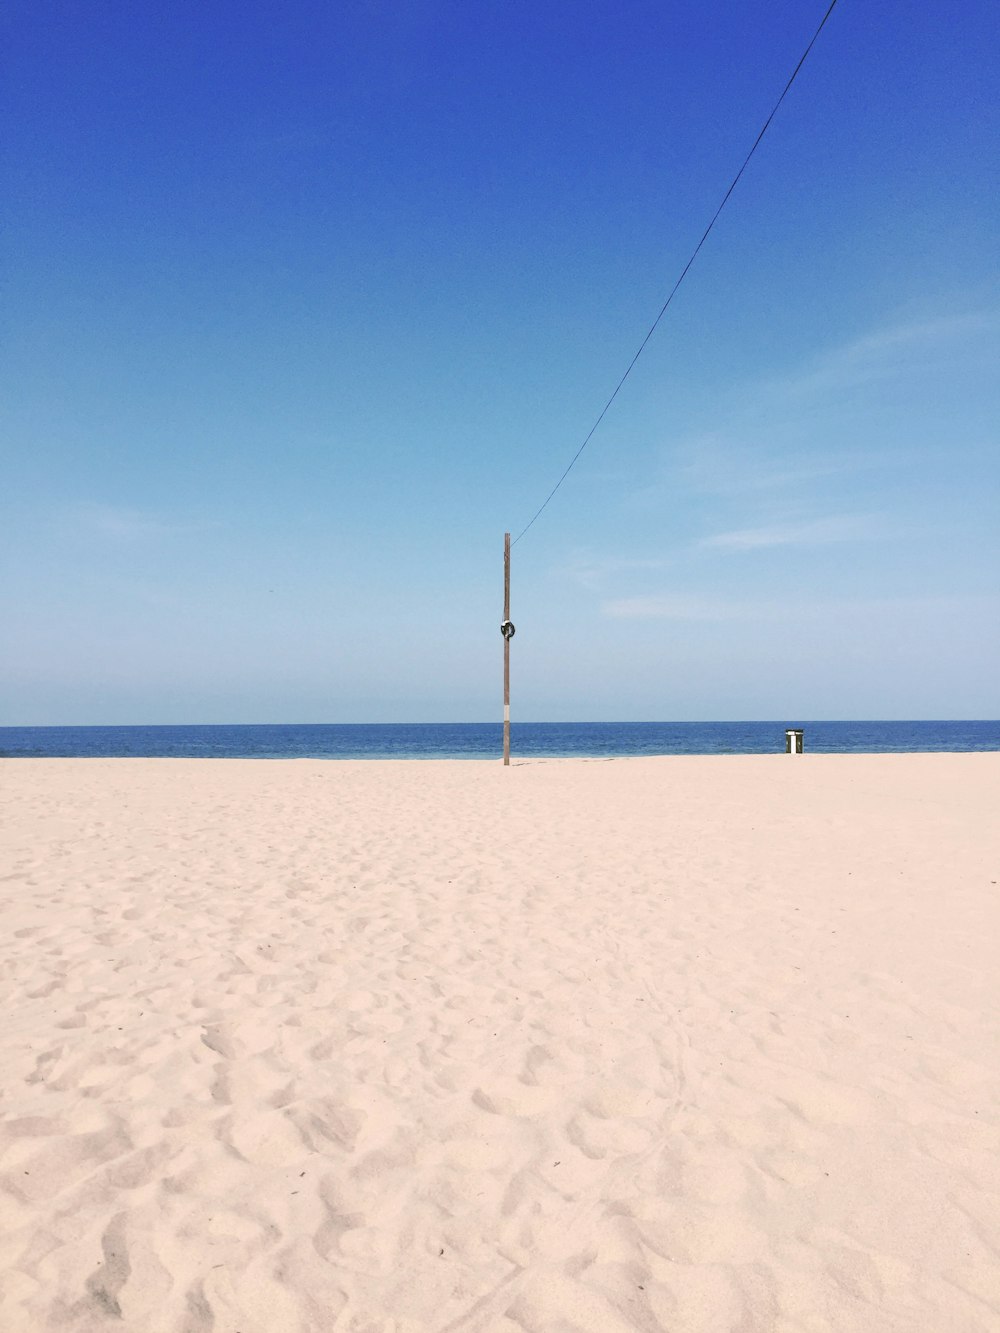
left=472, top=1080, right=556, bottom=1119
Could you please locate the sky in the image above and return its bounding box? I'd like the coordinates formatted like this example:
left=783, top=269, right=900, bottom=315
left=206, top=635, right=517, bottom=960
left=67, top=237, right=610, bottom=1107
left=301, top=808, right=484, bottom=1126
left=2, top=0, right=998, bottom=724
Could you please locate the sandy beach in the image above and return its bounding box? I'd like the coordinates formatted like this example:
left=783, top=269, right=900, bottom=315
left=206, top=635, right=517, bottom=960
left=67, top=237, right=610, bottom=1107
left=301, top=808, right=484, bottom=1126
left=1, top=753, right=998, bottom=1332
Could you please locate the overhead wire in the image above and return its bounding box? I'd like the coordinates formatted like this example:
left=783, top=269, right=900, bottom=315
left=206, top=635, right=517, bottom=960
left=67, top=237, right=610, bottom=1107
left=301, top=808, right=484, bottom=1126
left=511, top=0, right=840, bottom=546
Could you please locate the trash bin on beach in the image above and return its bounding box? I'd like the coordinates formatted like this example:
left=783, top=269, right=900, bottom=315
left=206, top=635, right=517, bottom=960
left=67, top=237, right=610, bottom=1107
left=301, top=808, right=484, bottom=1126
left=785, top=729, right=804, bottom=754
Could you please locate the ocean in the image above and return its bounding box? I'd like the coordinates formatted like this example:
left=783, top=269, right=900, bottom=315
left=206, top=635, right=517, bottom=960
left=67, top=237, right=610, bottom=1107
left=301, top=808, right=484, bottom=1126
left=0, top=720, right=996, bottom=760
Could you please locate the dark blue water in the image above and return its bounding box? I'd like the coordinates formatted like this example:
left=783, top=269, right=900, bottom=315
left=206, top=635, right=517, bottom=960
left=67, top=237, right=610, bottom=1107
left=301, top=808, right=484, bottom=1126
left=0, top=721, right=996, bottom=759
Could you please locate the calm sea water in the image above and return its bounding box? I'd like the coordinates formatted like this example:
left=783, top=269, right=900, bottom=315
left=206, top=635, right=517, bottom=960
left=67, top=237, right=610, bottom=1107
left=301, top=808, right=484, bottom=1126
left=0, top=721, right=996, bottom=760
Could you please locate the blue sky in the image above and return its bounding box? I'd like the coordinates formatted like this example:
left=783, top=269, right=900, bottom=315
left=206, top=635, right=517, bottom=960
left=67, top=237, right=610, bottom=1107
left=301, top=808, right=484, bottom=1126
left=2, top=0, right=997, bottom=724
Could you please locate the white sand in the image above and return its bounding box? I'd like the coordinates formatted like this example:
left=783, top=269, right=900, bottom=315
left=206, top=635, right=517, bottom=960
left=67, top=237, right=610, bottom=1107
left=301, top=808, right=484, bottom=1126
left=1, top=754, right=998, bottom=1332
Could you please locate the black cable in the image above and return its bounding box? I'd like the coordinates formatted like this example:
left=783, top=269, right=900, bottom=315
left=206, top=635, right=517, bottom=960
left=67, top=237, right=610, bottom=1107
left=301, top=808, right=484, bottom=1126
left=512, top=0, right=840, bottom=545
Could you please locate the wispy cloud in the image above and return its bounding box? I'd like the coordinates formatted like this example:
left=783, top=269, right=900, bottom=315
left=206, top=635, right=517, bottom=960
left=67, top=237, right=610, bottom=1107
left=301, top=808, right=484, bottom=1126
left=675, top=434, right=882, bottom=499
left=602, top=593, right=751, bottom=621
left=663, top=307, right=999, bottom=502
left=602, top=591, right=1000, bottom=624
left=699, top=513, right=884, bottom=552
left=66, top=503, right=215, bottom=542
left=581, top=306, right=993, bottom=629
left=764, top=310, right=1000, bottom=402
left=556, top=551, right=674, bottom=592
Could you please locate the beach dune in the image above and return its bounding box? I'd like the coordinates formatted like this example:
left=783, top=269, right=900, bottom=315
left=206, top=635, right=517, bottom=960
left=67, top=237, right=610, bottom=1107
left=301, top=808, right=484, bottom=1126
left=1, top=754, right=998, bottom=1331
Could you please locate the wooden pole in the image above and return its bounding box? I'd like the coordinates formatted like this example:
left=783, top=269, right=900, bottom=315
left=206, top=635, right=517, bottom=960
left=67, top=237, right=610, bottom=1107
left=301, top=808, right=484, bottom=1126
left=503, top=532, right=511, bottom=765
